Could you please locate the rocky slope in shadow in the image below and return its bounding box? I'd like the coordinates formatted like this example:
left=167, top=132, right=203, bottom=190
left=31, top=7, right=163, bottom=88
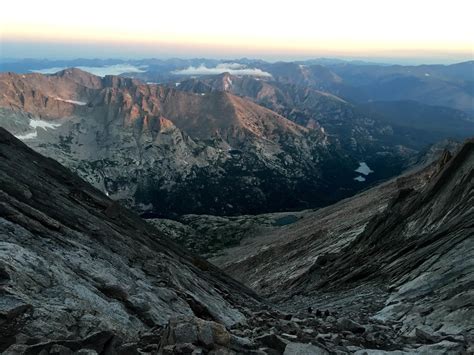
left=1, top=128, right=472, bottom=354
left=144, top=141, right=463, bottom=262
left=211, top=139, right=473, bottom=351
left=309, top=139, right=473, bottom=336
left=0, top=127, right=262, bottom=351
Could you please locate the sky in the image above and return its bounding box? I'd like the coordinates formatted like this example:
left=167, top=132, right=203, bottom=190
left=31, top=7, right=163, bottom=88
left=1, top=0, right=473, bottom=63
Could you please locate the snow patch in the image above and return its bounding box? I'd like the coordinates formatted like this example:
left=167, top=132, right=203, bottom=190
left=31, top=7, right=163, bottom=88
left=55, top=97, right=87, bottom=105
left=29, top=119, right=62, bottom=130
left=14, top=131, right=38, bottom=140
left=224, top=76, right=233, bottom=90
left=14, top=119, right=62, bottom=140
left=354, top=176, right=366, bottom=182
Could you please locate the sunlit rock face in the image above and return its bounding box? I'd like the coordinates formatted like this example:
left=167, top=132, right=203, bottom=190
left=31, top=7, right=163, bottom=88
left=0, top=69, right=370, bottom=217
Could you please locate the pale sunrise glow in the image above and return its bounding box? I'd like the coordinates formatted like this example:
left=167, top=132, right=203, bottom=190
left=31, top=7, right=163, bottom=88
left=1, top=0, right=473, bottom=60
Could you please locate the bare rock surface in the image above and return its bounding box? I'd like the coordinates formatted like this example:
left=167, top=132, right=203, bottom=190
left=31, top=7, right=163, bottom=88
left=210, top=162, right=434, bottom=296
left=0, top=128, right=259, bottom=351
left=0, top=128, right=472, bottom=354
left=209, top=140, right=474, bottom=353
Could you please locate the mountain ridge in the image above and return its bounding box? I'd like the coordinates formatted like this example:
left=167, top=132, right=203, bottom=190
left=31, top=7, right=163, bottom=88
left=0, top=69, right=367, bottom=217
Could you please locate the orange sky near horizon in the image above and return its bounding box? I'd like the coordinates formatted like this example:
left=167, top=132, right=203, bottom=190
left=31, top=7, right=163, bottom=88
left=1, top=0, right=473, bottom=60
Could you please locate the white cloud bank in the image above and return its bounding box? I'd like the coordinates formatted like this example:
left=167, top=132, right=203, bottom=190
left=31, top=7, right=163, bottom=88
left=172, top=63, right=272, bottom=77
left=32, top=64, right=147, bottom=77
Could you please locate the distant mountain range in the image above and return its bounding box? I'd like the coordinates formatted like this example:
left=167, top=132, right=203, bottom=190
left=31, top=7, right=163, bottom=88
left=2, top=58, right=473, bottom=114
left=0, top=59, right=473, bottom=217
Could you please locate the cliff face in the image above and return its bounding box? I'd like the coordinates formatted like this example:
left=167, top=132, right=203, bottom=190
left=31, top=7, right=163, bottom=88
left=313, top=139, right=474, bottom=335
left=176, top=73, right=400, bottom=154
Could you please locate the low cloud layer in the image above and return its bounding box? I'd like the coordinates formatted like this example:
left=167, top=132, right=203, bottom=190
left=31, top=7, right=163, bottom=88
left=172, top=63, right=272, bottom=77
left=32, top=64, right=146, bottom=77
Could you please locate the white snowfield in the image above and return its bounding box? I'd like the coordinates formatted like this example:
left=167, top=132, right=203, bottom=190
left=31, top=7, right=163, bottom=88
left=224, top=76, right=233, bottom=90
left=14, top=132, right=38, bottom=140
left=55, top=97, right=87, bottom=106
left=29, top=119, right=62, bottom=130
left=15, top=119, right=62, bottom=140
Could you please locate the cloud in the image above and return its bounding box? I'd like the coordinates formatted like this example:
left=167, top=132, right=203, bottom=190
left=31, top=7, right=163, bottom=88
left=32, top=64, right=147, bottom=77
left=172, top=63, right=272, bottom=77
